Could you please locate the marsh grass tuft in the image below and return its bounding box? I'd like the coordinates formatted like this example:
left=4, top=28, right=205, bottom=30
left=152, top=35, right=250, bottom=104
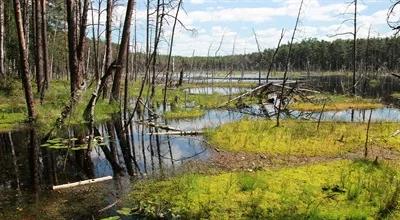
left=124, top=160, right=400, bottom=219
left=290, top=94, right=383, bottom=112
left=206, top=119, right=400, bottom=156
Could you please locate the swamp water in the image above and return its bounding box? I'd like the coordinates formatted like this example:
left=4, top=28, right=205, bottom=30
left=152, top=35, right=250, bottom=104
left=1, top=83, right=400, bottom=219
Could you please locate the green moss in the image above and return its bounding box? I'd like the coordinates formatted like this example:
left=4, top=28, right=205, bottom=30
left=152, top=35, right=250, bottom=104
left=289, top=94, right=383, bottom=112
left=123, top=160, right=400, bottom=219
left=164, top=108, right=205, bottom=120
left=391, top=92, right=400, bottom=99
left=206, top=119, right=400, bottom=156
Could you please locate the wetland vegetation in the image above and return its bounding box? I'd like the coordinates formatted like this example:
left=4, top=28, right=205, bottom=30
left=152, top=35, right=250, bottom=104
left=2, top=0, right=400, bottom=219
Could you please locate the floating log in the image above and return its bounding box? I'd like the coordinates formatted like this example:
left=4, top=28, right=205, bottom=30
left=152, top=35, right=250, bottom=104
left=52, top=176, right=113, bottom=190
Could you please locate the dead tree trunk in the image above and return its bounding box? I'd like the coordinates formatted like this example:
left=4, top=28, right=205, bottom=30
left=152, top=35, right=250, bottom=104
left=253, top=29, right=262, bottom=86
left=102, top=0, right=113, bottom=99
left=266, top=29, right=284, bottom=84
left=85, top=0, right=135, bottom=119
left=110, top=0, right=134, bottom=102
left=162, top=0, right=182, bottom=110
left=149, top=0, right=163, bottom=100
left=0, top=0, right=4, bottom=76
left=352, top=0, right=357, bottom=96
left=276, top=0, right=303, bottom=127
left=14, top=0, right=37, bottom=121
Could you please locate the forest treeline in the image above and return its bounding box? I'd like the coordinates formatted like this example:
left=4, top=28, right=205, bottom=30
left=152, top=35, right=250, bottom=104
left=2, top=0, right=400, bottom=81
left=181, top=37, right=400, bottom=73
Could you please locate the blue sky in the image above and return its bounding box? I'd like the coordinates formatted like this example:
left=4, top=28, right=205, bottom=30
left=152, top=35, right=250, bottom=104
left=95, top=0, right=396, bottom=56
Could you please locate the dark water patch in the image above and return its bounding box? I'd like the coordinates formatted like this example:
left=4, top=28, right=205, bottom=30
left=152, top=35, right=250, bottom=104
left=305, top=75, right=400, bottom=100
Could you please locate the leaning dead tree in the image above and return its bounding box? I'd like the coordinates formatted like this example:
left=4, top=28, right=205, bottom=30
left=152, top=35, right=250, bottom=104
left=276, top=0, right=303, bottom=127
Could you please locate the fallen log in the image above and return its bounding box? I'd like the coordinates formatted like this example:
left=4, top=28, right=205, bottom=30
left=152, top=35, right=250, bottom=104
left=138, top=121, right=182, bottom=131
left=52, top=176, right=113, bottom=190
left=392, top=73, right=400, bottom=79
left=148, top=131, right=204, bottom=136
left=219, top=82, right=273, bottom=107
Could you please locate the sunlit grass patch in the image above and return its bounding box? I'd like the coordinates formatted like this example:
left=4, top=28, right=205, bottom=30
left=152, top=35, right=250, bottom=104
left=206, top=119, right=400, bottom=156
left=0, top=80, right=120, bottom=132
left=290, top=94, right=383, bottom=112
left=122, top=160, right=400, bottom=219
left=392, top=92, right=400, bottom=99
left=164, top=108, right=205, bottom=120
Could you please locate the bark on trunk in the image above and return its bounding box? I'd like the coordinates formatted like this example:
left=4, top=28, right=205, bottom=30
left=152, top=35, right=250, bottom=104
left=34, top=0, right=44, bottom=94
left=14, top=0, right=36, bottom=121
left=0, top=0, right=4, bottom=76
left=110, top=0, right=135, bottom=101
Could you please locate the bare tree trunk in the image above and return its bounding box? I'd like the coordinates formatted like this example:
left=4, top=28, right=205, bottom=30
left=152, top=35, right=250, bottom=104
left=85, top=0, right=135, bottom=119
left=276, top=0, right=303, bottom=127
left=266, top=29, right=285, bottom=84
left=14, top=0, right=37, bottom=121
left=102, top=0, right=113, bottom=99
left=90, top=1, right=100, bottom=82
left=66, top=0, right=88, bottom=97
left=34, top=0, right=44, bottom=95
left=66, top=0, right=80, bottom=96
left=110, top=0, right=135, bottom=101
left=0, top=0, right=4, bottom=76
left=40, top=0, right=49, bottom=101
left=253, top=29, right=262, bottom=86
left=364, top=109, right=372, bottom=158
left=163, top=0, right=182, bottom=110
left=149, top=0, right=163, bottom=100
left=352, top=0, right=357, bottom=96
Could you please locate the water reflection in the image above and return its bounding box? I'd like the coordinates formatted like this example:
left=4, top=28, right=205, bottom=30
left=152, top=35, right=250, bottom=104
left=184, top=87, right=249, bottom=95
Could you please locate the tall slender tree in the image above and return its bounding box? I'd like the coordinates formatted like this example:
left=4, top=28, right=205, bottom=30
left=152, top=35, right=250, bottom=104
left=66, top=0, right=88, bottom=97
left=352, top=0, right=357, bottom=96
left=102, top=0, right=113, bottom=99
left=34, top=0, right=44, bottom=94
left=276, top=0, right=303, bottom=127
left=41, top=0, right=49, bottom=90
left=163, top=0, right=183, bottom=110
left=110, top=0, right=135, bottom=101
left=0, top=0, right=4, bottom=76
left=14, top=0, right=37, bottom=121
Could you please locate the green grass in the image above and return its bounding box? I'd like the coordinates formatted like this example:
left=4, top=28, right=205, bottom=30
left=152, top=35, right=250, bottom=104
left=0, top=79, right=255, bottom=131
left=164, top=108, right=205, bottom=120
left=0, top=79, right=119, bottom=132
left=120, top=160, right=400, bottom=219
left=391, top=92, right=400, bottom=99
left=206, top=119, right=400, bottom=157
left=289, top=94, right=383, bottom=112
